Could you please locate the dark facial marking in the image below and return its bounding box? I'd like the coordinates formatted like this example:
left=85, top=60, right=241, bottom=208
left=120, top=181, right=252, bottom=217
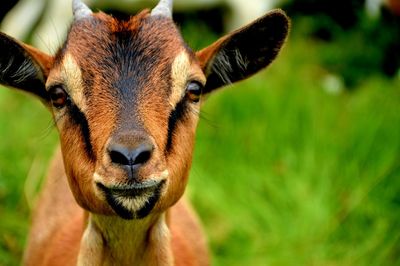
left=68, top=103, right=95, bottom=160
left=166, top=98, right=188, bottom=153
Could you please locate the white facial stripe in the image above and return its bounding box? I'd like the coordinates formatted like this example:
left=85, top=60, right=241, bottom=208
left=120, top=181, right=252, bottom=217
left=170, top=51, right=191, bottom=108
left=61, top=53, right=87, bottom=111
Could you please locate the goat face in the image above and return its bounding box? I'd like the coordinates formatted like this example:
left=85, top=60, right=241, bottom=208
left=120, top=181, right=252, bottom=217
left=46, top=11, right=205, bottom=219
left=0, top=2, right=289, bottom=220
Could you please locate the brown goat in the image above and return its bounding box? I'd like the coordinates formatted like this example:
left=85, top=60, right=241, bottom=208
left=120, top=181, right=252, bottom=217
left=0, top=0, right=289, bottom=265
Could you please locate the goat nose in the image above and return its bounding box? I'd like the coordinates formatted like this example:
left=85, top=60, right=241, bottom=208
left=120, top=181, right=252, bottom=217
left=108, top=142, right=153, bottom=167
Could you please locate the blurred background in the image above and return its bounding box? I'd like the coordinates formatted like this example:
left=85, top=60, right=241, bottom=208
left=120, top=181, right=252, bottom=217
left=0, top=0, right=399, bottom=265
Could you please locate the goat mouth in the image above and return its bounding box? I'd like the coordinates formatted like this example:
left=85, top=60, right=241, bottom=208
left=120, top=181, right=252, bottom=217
left=96, top=180, right=165, bottom=219
left=99, top=180, right=163, bottom=197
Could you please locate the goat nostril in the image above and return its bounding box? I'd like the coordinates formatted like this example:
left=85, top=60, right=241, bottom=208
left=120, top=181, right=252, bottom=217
left=108, top=143, right=153, bottom=167
left=131, top=143, right=153, bottom=165
left=134, top=149, right=151, bottom=165
left=109, top=149, right=131, bottom=166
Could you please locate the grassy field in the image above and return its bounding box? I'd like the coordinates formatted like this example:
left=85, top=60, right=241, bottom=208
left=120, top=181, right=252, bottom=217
left=1, top=17, right=400, bottom=266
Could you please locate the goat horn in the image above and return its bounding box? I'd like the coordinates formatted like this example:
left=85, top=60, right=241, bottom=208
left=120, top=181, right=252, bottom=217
left=73, top=0, right=92, bottom=21
left=151, top=0, right=173, bottom=18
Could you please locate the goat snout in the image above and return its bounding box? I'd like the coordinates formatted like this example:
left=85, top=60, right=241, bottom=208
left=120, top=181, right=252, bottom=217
left=108, top=142, right=153, bottom=167
left=106, top=131, right=155, bottom=173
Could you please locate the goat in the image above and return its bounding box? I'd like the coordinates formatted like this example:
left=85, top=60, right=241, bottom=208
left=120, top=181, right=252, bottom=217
left=0, top=0, right=289, bottom=265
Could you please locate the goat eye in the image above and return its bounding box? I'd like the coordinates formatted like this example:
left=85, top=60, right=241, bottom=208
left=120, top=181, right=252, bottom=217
left=49, top=86, right=69, bottom=109
left=186, top=82, right=202, bottom=103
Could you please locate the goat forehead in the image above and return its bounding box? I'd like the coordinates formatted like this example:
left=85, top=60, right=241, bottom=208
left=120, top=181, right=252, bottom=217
left=58, top=12, right=189, bottom=97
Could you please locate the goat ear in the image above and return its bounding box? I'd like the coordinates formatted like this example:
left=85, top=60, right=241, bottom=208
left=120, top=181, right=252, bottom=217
left=0, top=32, right=52, bottom=102
left=196, top=9, right=289, bottom=94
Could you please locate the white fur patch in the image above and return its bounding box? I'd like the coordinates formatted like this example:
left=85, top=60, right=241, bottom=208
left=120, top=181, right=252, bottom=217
left=93, top=172, right=104, bottom=184
left=77, top=219, right=104, bottom=266
left=150, top=213, right=171, bottom=244
left=61, top=53, right=87, bottom=111
left=148, top=169, right=169, bottom=181
left=114, top=192, right=153, bottom=212
left=169, top=51, right=190, bottom=108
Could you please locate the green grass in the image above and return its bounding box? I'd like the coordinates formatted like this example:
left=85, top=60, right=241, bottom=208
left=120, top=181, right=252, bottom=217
left=189, top=37, right=400, bottom=265
left=1, top=25, right=400, bottom=266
